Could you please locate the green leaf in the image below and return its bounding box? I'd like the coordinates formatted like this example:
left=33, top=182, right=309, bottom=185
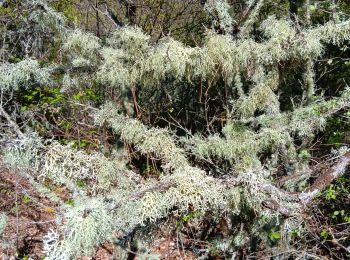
left=298, top=149, right=310, bottom=159
left=326, top=185, right=337, bottom=200
left=320, top=229, right=328, bottom=240
left=22, top=195, right=32, bottom=204
left=344, top=216, right=350, bottom=223
left=76, top=180, right=86, bottom=188
left=64, top=199, right=75, bottom=206
left=289, top=228, right=301, bottom=237
left=269, top=231, right=281, bottom=241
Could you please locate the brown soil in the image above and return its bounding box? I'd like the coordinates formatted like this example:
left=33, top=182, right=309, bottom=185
left=0, top=168, right=58, bottom=259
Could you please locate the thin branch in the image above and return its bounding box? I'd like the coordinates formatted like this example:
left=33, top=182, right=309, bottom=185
left=0, top=105, right=25, bottom=138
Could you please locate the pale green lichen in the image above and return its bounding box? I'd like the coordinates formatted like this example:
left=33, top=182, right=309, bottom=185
left=204, top=0, right=234, bottom=34
left=1, top=3, right=350, bottom=259
left=0, top=213, right=7, bottom=237
left=47, top=198, right=114, bottom=260
left=95, top=103, right=188, bottom=171
left=41, top=143, right=126, bottom=193
left=0, top=59, right=50, bottom=91
left=115, top=166, right=227, bottom=230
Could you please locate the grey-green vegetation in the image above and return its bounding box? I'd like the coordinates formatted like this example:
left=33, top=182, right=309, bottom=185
left=1, top=0, right=350, bottom=258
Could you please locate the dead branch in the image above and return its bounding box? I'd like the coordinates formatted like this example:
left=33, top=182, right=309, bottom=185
left=0, top=105, right=25, bottom=139
left=299, top=151, right=350, bottom=206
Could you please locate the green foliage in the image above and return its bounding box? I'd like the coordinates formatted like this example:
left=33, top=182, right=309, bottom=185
left=298, top=149, right=311, bottom=160
left=18, top=83, right=103, bottom=150
left=22, top=195, right=32, bottom=204
left=72, top=88, right=101, bottom=102
left=326, top=184, right=337, bottom=200
left=320, top=229, right=329, bottom=240
left=179, top=211, right=199, bottom=224
left=64, top=199, right=75, bottom=207
left=332, top=209, right=345, bottom=219
left=21, top=87, right=66, bottom=111
left=289, top=228, right=302, bottom=238
left=344, top=215, right=350, bottom=223
left=268, top=231, right=281, bottom=242
left=325, top=112, right=350, bottom=147
left=50, top=0, right=82, bottom=24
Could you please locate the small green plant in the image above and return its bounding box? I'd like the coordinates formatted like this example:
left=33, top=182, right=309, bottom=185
left=344, top=215, right=350, bottom=223
left=21, top=87, right=66, bottom=109
left=320, top=229, right=328, bottom=240
left=76, top=180, right=86, bottom=188
left=59, top=120, right=72, bottom=131
left=10, top=207, right=18, bottom=214
left=289, top=228, right=301, bottom=238
left=298, top=149, right=311, bottom=160
left=325, top=113, right=350, bottom=148
left=332, top=209, right=346, bottom=219
left=22, top=195, right=32, bottom=204
left=72, top=88, right=101, bottom=102
left=325, top=185, right=337, bottom=200
left=64, top=199, right=75, bottom=207
left=177, top=211, right=200, bottom=228
left=60, top=138, right=90, bottom=149
left=268, top=231, right=281, bottom=242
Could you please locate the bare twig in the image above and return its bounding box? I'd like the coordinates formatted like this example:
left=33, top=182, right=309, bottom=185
left=15, top=181, right=19, bottom=251
left=0, top=105, right=25, bottom=138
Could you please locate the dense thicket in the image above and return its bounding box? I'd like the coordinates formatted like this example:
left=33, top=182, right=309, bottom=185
left=1, top=0, right=350, bottom=259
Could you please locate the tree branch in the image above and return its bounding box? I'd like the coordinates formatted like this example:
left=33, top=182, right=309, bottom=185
left=0, top=105, right=25, bottom=138
left=299, top=151, right=350, bottom=206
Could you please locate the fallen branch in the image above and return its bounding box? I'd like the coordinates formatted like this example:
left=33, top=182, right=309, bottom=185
left=299, top=151, right=350, bottom=206
left=130, top=180, right=177, bottom=200
left=262, top=199, right=292, bottom=217
left=112, top=180, right=177, bottom=209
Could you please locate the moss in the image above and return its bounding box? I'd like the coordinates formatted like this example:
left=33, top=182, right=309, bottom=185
left=50, top=0, right=82, bottom=24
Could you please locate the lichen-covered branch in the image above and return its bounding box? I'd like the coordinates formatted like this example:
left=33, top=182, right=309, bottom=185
left=239, top=0, right=266, bottom=37
left=61, top=18, right=350, bottom=90
left=95, top=102, right=188, bottom=171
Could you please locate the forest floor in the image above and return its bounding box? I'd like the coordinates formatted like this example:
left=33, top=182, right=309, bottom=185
left=0, top=167, right=198, bottom=260
left=0, top=167, right=57, bottom=259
